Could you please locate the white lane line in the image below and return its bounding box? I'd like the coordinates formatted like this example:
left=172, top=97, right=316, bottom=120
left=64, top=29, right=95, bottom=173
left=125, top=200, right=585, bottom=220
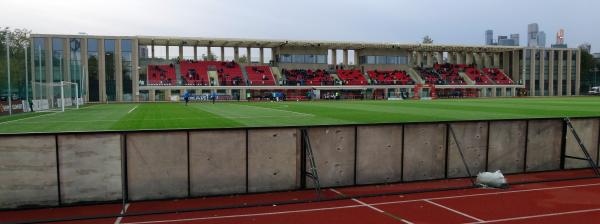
left=235, top=104, right=314, bottom=117
left=114, top=203, right=130, bottom=224
left=371, top=182, right=600, bottom=207
left=0, top=112, right=57, bottom=125
left=424, top=199, right=484, bottom=222
left=122, top=204, right=365, bottom=224
left=121, top=181, right=600, bottom=224
left=330, top=189, right=414, bottom=224
left=467, top=207, right=600, bottom=223
left=128, top=105, right=139, bottom=114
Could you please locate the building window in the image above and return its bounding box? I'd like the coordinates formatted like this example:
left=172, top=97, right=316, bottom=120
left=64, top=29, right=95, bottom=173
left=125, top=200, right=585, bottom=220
left=105, top=39, right=116, bottom=101
left=121, top=39, right=133, bottom=101
left=88, top=39, right=99, bottom=102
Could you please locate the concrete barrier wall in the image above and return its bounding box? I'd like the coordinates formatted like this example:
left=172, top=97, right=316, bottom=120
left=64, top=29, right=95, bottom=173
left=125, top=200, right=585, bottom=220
left=248, top=128, right=300, bottom=193
left=403, top=123, right=447, bottom=181
left=307, top=127, right=355, bottom=188
left=2, top=117, right=600, bottom=209
left=189, top=130, right=246, bottom=196
left=488, top=121, right=527, bottom=174
left=0, top=135, right=58, bottom=209
left=447, top=122, right=488, bottom=178
left=127, top=132, right=188, bottom=201
left=565, top=118, right=599, bottom=169
left=356, top=125, right=403, bottom=185
left=526, top=120, right=563, bottom=172
left=58, top=134, right=122, bottom=204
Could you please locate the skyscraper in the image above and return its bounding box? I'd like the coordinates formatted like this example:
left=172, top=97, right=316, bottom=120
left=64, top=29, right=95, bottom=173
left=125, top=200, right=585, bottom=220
left=528, top=23, right=539, bottom=47
left=485, top=30, right=494, bottom=45
left=510, top=34, right=520, bottom=46
left=537, top=31, right=546, bottom=47
left=556, top=29, right=565, bottom=45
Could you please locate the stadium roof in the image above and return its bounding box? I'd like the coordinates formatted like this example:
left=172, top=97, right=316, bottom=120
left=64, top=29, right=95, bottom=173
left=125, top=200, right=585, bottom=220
left=32, top=33, right=575, bottom=52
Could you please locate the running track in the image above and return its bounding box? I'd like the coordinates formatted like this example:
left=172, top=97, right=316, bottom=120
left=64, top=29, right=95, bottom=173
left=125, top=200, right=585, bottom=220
left=2, top=169, right=600, bottom=224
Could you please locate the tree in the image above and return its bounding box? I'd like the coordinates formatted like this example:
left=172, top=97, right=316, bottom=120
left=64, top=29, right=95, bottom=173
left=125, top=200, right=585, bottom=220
left=237, top=55, right=248, bottom=63
left=0, top=27, right=32, bottom=101
left=579, top=47, right=599, bottom=92
left=202, top=52, right=217, bottom=61
left=422, top=36, right=433, bottom=44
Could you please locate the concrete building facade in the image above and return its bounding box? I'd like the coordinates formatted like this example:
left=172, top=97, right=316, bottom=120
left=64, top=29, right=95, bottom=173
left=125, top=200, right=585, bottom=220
left=30, top=34, right=581, bottom=102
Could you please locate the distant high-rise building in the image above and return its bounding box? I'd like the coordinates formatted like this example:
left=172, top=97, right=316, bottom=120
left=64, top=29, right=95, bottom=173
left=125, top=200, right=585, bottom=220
left=537, top=31, right=546, bottom=47
left=510, top=34, right=520, bottom=46
left=579, top=43, right=592, bottom=52
left=485, top=30, right=494, bottom=45
left=556, top=29, right=565, bottom=45
left=528, top=23, right=539, bottom=47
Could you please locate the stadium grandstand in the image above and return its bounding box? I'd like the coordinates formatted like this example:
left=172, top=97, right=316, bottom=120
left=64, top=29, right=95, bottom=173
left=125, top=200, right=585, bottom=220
left=29, top=34, right=582, bottom=103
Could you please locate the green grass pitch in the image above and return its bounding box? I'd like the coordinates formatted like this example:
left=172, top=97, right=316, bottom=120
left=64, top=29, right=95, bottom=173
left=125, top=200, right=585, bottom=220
left=0, top=97, right=599, bottom=134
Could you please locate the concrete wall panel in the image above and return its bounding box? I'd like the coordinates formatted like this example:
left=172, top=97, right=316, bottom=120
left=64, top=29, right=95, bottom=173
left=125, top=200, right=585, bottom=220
left=565, top=118, right=599, bottom=169
left=403, top=124, right=446, bottom=181
left=248, top=128, right=300, bottom=193
left=190, top=130, right=246, bottom=196
left=307, top=126, right=355, bottom=187
left=58, top=134, right=122, bottom=204
left=488, top=121, right=527, bottom=174
left=356, top=125, right=403, bottom=185
left=447, top=122, right=488, bottom=178
left=526, top=120, right=562, bottom=172
left=0, top=135, right=57, bottom=208
left=127, top=132, right=188, bottom=200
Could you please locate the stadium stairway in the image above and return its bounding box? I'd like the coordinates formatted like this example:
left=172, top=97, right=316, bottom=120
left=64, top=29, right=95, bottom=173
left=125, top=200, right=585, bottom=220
left=240, top=65, right=251, bottom=85
left=175, top=64, right=182, bottom=85
left=271, top=67, right=282, bottom=86
left=458, top=71, right=476, bottom=85
left=401, top=65, right=424, bottom=84
left=208, top=71, right=220, bottom=86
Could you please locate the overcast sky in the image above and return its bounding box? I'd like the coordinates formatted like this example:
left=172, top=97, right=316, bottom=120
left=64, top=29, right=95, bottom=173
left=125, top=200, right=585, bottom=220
left=2, top=0, right=599, bottom=52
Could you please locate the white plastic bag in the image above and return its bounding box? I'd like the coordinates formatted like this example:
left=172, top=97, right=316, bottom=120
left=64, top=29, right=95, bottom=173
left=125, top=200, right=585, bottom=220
left=476, top=170, right=508, bottom=188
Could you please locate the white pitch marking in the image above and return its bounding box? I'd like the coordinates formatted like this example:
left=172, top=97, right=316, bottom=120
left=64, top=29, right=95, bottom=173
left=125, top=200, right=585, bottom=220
left=329, top=189, right=413, bottom=224
left=0, top=112, right=57, bottom=125
left=467, top=207, right=600, bottom=223
left=128, top=105, right=139, bottom=114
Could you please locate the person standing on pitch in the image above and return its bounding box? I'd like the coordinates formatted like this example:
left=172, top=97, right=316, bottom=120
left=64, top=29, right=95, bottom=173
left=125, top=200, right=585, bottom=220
left=28, top=98, right=34, bottom=112
left=183, top=91, right=190, bottom=106
left=211, top=92, right=217, bottom=104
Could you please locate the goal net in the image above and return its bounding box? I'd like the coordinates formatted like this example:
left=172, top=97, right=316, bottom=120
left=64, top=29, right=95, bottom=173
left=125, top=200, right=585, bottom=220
left=32, top=81, right=83, bottom=112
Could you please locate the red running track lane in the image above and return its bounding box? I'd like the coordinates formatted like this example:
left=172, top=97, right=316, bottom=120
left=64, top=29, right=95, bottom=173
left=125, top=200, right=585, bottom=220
left=1, top=169, right=599, bottom=224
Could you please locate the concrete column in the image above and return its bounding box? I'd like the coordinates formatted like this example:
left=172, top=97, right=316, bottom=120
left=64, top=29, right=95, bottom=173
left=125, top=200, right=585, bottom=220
left=259, top=47, right=264, bottom=64
left=558, top=50, right=564, bottom=96
left=132, top=38, right=139, bottom=102
left=354, top=50, right=360, bottom=66
left=220, top=46, right=225, bottom=61
left=165, top=89, right=172, bottom=100
left=512, top=87, right=517, bottom=97
left=512, top=50, right=520, bottom=82
left=234, top=47, right=239, bottom=61
left=63, top=38, right=70, bottom=82
left=502, top=52, right=510, bottom=74
left=165, top=44, right=169, bottom=60
left=271, top=48, right=277, bottom=63
left=466, top=52, right=473, bottom=65
left=98, top=39, right=106, bottom=103
left=481, top=88, right=487, bottom=97
left=576, top=49, right=581, bottom=95
left=30, top=38, right=36, bottom=99
left=151, top=43, right=155, bottom=59
left=81, top=37, right=89, bottom=102
left=246, top=47, right=252, bottom=63
left=331, top=49, right=337, bottom=65
left=567, top=49, right=573, bottom=96
left=116, top=39, right=123, bottom=101
left=193, top=46, right=197, bottom=60
left=45, top=37, right=53, bottom=101
left=530, top=49, right=536, bottom=96
left=149, top=90, right=155, bottom=102
left=447, top=52, right=454, bottom=64
left=416, top=52, right=423, bottom=67
left=240, top=89, right=247, bottom=101
left=493, top=53, right=500, bottom=68
left=343, top=49, right=349, bottom=65
left=548, top=50, right=555, bottom=96
left=501, top=87, right=507, bottom=97
left=491, top=87, right=497, bottom=97
left=539, top=49, right=545, bottom=96
left=426, top=52, right=433, bottom=67
left=178, top=45, right=183, bottom=60
left=207, top=46, right=212, bottom=60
